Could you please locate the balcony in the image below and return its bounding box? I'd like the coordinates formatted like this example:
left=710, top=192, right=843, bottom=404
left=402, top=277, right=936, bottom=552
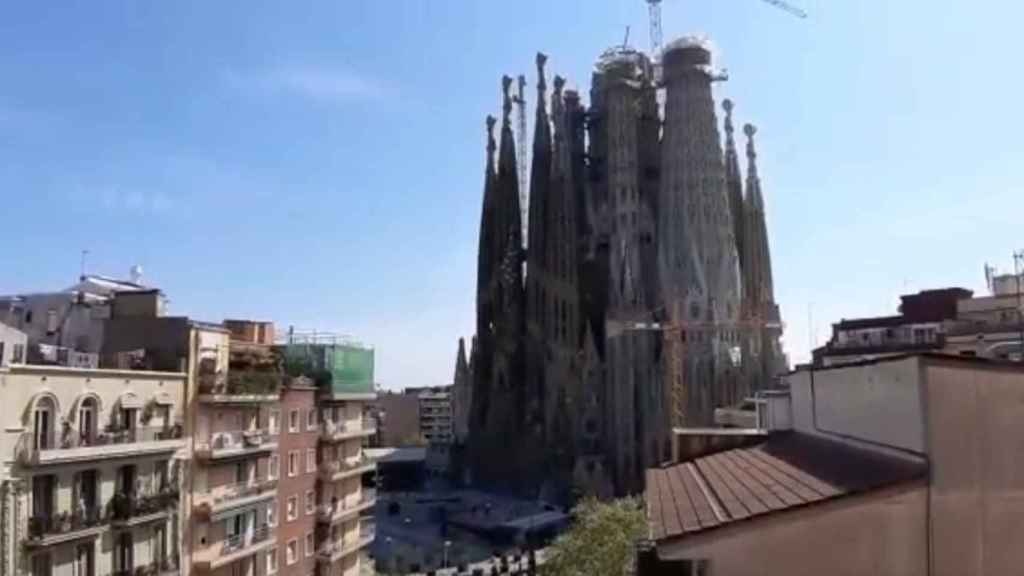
left=194, top=477, right=278, bottom=520
left=112, top=556, right=180, bottom=576
left=23, top=508, right=106, bottom=548
left=16, top=426, right=185, bottom=467
left=195, top=429, right=277, bottom=460
left=320, top=419, right=376, bottom=442
left=316, top=490, right=376, bottom=525
left=108, top=490, right=178, bottom=528
left=318, top=456, right=376, bottom=482
left=198, top=370, right=281, bottom=404
left=317, top=519, right=375, bottom=563
left=193, top=525, right=275, bottom=572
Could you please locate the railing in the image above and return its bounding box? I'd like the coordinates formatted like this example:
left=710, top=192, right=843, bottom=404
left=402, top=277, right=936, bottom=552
left=108, top=489, right=178, bottom=523
left=317, top=489, right=376, bottom=521
left=321, top=419, right=376, bottom=439
left=220, top=525, right=273, bottom=557
left=107, top=556, right=178, bottom=576
left=16, top=426, right=184, bottom=464
left=206, top=477, right=277, bottom=505
left=203, top=429, right=273, bottom=452
left=318, top=520, right=375, bottom=560
left=25, top=507, right=104, bottom=542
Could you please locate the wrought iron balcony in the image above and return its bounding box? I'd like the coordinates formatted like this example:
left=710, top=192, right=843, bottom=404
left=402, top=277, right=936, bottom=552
left=108, top=489, right=178, bottom=527
left=24, top=507, right=105, bottom=548
left=16, top=425, right=185, bottom=466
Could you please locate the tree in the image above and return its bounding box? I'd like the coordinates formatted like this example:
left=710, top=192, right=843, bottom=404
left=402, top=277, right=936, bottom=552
left=542, top=497, right=647, bottom=576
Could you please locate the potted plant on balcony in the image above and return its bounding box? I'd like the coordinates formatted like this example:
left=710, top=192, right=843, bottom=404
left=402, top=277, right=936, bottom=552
left=26, top=516, right=45, bottom=540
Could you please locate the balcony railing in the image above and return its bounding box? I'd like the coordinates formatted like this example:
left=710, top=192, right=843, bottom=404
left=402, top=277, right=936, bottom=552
left=320, top=419, right=376, bottom=441
left=25, top=507, right=104, bottom=546
left=108, top=555, right=179, bottom=576
left=108, top=489, right=178, bottom=525
left=196, top=477, right=277, bottom=517
left=317, top=519, right=375, bottom=562
left=316, top=489, right=376, bottom=523
left=318, top=456, right=375, bottom=481
left=197, top=429, right=276, bottom=459
left=221, top=525, right=273, bottom=557
left=16, top=426, right=184, bottom=466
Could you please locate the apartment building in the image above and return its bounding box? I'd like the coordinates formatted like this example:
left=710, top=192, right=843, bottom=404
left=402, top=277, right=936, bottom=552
left=416, top=388, right=452, bottom=445
left=275, top=382, right=319, bottom=576
left=189, top=330, right=280, bottom=576
left=280, top=334, right=376, bottom=576
left=0, top=364, right=187, bottom=576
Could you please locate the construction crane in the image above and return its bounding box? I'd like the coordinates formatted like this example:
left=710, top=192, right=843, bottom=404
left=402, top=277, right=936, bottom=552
left=645, top=0, right=807, bottom=57
left=512, top=75, right=529, bottom=245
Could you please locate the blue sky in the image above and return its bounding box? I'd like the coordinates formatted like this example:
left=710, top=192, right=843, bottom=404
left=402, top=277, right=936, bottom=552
left=2, top=1, right=1022, bottom=389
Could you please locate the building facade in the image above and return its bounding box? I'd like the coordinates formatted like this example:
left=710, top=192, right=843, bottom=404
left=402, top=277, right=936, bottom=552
left=0, top=364, right=186, bottom=576
left=645, top=354, right=1024, bottom=576
left=465, top=39, right=786, bottom=497
left=416, top=389, right=452, bottom=445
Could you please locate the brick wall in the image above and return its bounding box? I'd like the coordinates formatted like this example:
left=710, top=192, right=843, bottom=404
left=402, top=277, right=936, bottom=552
left=276, top=384, right=319, bottom=576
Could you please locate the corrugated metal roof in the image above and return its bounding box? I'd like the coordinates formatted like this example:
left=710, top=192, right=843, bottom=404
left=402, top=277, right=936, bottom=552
left=646, top=432, right=927, bottom=543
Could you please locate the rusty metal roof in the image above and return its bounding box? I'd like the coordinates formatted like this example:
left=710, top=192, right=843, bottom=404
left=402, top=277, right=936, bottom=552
left=646, top=432, right=927, bottom=542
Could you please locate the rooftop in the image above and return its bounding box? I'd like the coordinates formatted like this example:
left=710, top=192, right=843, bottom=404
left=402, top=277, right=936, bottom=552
left=646, top=432, right=927, bottom=543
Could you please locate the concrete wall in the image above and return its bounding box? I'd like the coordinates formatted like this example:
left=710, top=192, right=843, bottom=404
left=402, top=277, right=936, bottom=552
left=377, top=392, right=421, bottom=446
left=924, top=359, right=1024, bottom=576
left=659, top=485, right=928, bottom=576
left=787, top=356, right=925, bottom=453
left=0, top=324, right=27, bottom=367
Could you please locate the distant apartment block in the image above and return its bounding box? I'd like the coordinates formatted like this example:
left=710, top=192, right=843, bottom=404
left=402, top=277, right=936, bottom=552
left=416, top=388, right=453, bottom=445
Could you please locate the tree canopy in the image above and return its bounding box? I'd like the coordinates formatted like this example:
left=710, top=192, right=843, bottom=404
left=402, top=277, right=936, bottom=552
left=542, top=497, right=647, bottom=576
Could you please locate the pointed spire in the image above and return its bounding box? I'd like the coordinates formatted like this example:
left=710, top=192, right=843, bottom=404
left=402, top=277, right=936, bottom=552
left=502, top=75, right=514, bottom=129
left=744, top=123, right=762, bottom=208
left=456, top=337, right=468, bottom=372
left=723, top=99, right=745, bottom=275
left=486, top=115, right=497, bottom=173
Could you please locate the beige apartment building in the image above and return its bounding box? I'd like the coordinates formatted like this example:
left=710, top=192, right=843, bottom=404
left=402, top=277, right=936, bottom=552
left=0, top=364, right=187, bottom=576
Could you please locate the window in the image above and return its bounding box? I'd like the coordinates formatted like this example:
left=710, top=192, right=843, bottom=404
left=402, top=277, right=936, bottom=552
left=46, top=309, right=58, bottom=334
left=288, top=410, right=299, bottom=433
left=305, top=489, right=315, bottom=515
left=269, top=455, right=279, bottom=480
left=12, top=343, right=24, bottom=364
left=267, top=548, right=279, bottom=575
left=304, top=532, right=314, bottom=557
left=306, top=409, right=317, bottom=430
left=306, top=449, right=316, bottom=473
left=267, top=501, right=277, bottom=527
left=286, top=539, right=298, bottom=565
left=286, top=496, right=298, bottom=522
left=288, top=451, right=299, bottom=477
left=269, top=409, right=280, bottom=435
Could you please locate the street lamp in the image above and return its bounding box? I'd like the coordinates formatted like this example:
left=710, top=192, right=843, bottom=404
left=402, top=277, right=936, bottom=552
left=443, top=540, right=452, bottom=569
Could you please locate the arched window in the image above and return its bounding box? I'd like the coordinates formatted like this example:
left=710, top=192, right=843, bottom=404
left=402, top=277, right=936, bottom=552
left=78, top=397, right=98, bottom=446
left=33, top=396, right=56, bottom=451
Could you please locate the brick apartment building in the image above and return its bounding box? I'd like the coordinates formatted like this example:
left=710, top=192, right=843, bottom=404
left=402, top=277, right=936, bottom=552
left=275, top=383, right=319, bottom=576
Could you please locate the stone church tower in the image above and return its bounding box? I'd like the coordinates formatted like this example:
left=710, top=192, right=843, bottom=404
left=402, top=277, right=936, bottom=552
left=463, top=37, right=785, bottom=499
left=658, top=39, right=743, bottom=426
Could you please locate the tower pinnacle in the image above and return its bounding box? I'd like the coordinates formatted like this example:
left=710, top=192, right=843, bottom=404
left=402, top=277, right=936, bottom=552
left=486, top=115, right=497, bottom=167
left=744, top=123, right=759, bottom=181
left=502, top=75, right=514, bottom=128
left=536, top=52, right=548, bottom=92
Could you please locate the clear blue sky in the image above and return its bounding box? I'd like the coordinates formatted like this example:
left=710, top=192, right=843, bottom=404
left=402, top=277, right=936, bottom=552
left=2, top=1, right=1022, bottom=389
